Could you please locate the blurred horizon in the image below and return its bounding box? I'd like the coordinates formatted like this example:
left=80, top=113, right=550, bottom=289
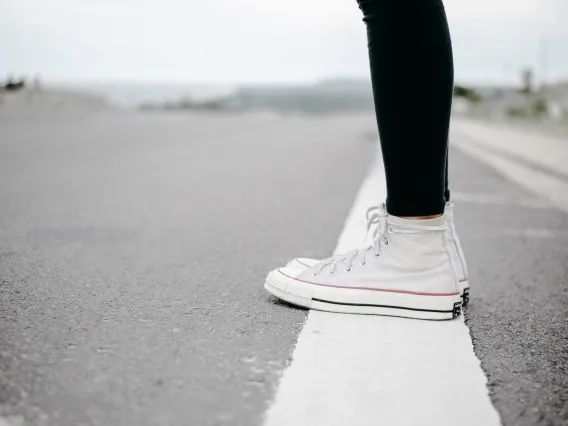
left=2, top=0, right=568, bottom=123
left=2, top=0, right=568, bottom=85
left=18, top=73, right=568, bottom=87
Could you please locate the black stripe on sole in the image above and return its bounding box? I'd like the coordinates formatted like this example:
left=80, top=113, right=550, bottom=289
left=461, top=288, right=470, bottom=307
left=312, top=297, right=461, bottom=316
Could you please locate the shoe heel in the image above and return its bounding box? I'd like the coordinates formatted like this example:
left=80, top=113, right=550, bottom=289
left=461, top=288, right=470, bottom=307
left=453, top=302, right=462, bottom=319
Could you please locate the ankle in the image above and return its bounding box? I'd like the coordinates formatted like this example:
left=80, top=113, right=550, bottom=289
left=401, top=214, right=443, bottom=220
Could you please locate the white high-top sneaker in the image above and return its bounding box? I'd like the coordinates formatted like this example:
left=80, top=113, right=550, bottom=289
left=285, top=203, right=470, bottom=306
left=265, top=204, right=463, bottom=320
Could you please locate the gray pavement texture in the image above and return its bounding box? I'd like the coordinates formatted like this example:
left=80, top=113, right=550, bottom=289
left=0, top=110, right=567, bottom=426
left=450, top=149, right=568, bottom=426
left=0, top=111, right=373, bottom=426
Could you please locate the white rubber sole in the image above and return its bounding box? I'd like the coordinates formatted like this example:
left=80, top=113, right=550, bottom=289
left=265, top=269, right=462, bottom=321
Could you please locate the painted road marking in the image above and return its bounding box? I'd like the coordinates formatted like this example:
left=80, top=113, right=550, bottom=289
left=264, top=153, right=501, bottom=426
left=452, top=135, right=568, bottom=214
left=451, top=119, right=568, bottom=179
left=451, top=191, right=553, bottom=209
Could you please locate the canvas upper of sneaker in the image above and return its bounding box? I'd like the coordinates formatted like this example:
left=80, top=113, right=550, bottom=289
left=444, top=203, right=468, bottom=282
left=288, top=203, right=469, bottom=287
left=292, top=206, right=460, bottom=296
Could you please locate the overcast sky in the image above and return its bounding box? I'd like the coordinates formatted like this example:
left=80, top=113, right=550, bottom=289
left=1, top=0, right=567, bottom=85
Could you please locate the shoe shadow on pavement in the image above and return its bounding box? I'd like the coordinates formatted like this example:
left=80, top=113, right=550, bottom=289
left=267, top=295, right=307, bottom=312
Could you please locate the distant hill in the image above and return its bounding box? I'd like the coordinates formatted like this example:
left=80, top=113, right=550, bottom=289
left=0, top=87, right=110, bottom=111
left=219, top=78, right=374, bottom=113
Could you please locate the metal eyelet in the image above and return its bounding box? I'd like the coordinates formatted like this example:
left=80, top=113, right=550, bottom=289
left=384, top=238, right=390, bottom=246
left=359, top=260, right=367, bottom=267
left=374, top=252, right=381, bottom=258
left=388, top=226, right=394, bottom=234
left=345, top=267, right=352, bottom=272
left=312, top=272, right=319, bottom=277
left=328, top=270, right=336, bottom=276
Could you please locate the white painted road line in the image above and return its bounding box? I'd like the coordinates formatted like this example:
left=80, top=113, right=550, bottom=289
left=451, top=119, right=568, bottom=179
left=452, top=135, right=568, bottom=214
left=451, top=191, right=553, bottom=210
left=264, top=153, right=501, bottom=426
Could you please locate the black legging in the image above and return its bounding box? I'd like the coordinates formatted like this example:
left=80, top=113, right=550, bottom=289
left=357, top=0, right=454, bottom=216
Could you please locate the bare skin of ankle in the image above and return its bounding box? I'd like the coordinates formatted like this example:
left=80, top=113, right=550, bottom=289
left=401, top=214, right=443, bottom=220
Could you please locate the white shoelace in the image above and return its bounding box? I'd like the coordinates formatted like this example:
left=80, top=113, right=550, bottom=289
left=313, top=203, right=448, bottom=276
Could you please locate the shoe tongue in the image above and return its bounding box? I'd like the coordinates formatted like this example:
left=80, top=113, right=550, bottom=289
left=387, top=214, right=446, bottom=227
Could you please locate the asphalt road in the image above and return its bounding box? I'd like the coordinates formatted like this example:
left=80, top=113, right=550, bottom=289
left=450, top=149, right=568, bottom=426
left=1, top=111, right=567, bottom=426
left=0, top=111, right=374, bottom=426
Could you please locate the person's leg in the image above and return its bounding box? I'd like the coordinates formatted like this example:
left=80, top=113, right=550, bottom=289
left=357, top=0, right=454, bottom=217
left=264, top=0, right=469, bottom=318
left=445, top=145, right=450, bottom=202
